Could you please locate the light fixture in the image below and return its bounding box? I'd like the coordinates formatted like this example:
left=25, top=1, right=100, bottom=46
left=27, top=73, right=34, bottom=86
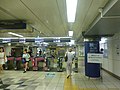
left=100, top=37, right=107, bottom=43
left=8, top=43, right=11, bottom=46
left=68, top=31, right=73, bottom=37
left=8, top=32, right=23, bottom=37
left=84, top=39, right=89, bottom=41
left=66, top=0, right=78, bottom=22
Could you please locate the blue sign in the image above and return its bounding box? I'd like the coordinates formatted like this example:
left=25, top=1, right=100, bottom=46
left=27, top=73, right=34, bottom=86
left=35, top=38, right=44, bottom=43
left=53, top=38, right=60, bottom=42
left=19, top=38, right=25, bottom=43
left=2, top=39, right=11, bottom=43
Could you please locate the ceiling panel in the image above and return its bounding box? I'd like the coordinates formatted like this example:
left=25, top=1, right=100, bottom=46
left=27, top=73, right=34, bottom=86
left=104, top=0, right=120, bottom=16
left=0, top=0, right=52, bottom=36
left=84, top=0, right=120, bottom=37
left=56, top=0, right=68, bottom=35
left=20, top=0, right=67, bottom=37
left=0, top=0, right=110, bottom=41
left=0, top=9, right=15, bottom=19
left=73, top=0, right=93, bottom=39
left=80, top=0, right=109, bottom=30
left=85, top=18, right=120, bottom=35
left=74, top=0, right=109, bottom=40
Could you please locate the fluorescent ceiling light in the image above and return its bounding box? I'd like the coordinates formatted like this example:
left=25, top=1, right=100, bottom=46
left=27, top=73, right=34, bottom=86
left=66, top=0, right=78, bottom=22
left=69, top=31, right=73, bottom=36
left=8, top=32, right=23, bottom=37
left=84, top=39, right=89, bottom=41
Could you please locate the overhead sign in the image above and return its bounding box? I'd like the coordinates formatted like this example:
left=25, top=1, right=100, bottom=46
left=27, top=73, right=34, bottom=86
left=0, top=20, right=26, bottom=29
left=19, top=38, right=26, bottom=43
left=2, top=38, right=11, bottom=43
left=53, top=38, right=60, bottom=42
left=44, top=38, right=53, bottom=42
left=0, top=37, right=71, bottom=43
left=35, top=38, right=44, bottom=43
left=60, top=38, right=70, bottom=42
left=87, top=53, right=103, bottom=63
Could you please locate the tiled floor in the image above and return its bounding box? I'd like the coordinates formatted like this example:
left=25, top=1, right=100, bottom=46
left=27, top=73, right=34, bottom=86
left=0, top=65, right=120, bottom=90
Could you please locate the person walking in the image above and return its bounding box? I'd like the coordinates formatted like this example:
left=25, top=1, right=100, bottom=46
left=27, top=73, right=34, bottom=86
left=65, top=48, right=74, bottom=78
left=0, top=47, right=7, bottom=73
left=22, top=49, right=30, bottom=73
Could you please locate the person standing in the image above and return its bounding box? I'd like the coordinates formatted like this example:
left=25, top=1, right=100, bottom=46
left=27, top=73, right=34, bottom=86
left=65, top=48, right=74, bottom=78
left=22, top=49, right=30, bottom=73
left=39, top=49, right=42, bottom=56
left=0, top=47, right=6, bottom=73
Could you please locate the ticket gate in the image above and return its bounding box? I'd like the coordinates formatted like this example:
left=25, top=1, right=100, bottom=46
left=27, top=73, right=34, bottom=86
left=57, top=56, right=63, bottom=72
left=5, top=57, right=15, bottom=70
left=45, top=57, right=53, bottom=71
left=33, top=57, right=45, bottom=71
left=74, top=57, right=78, bottom=72
left=29, top=57, right=35, bottom=70
left=14, top=57, right=22, bottom=70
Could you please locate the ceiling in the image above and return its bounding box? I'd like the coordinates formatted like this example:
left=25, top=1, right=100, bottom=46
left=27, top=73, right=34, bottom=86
left=0, top=0, right=109, bottom=42
left=84, top=0, right=120, bottom=37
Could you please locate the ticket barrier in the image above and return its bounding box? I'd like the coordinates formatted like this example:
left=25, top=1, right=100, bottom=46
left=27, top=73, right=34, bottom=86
left=14, top=57, right=22, bottom=70
left=29, top=57, right=35, bottom=70
left=5, top=57, right=15, bottom=70
left=33, top=57, right=45, bottom=71
left=57, top=56, right=63, bottom=72
left=45, top=57, right=53, bottom=71
left=74, top=57, right=78, bottom=72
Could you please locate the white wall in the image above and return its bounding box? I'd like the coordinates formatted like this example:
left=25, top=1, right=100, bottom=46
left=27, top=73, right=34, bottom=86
left=102, top=32, right=120, bottom=76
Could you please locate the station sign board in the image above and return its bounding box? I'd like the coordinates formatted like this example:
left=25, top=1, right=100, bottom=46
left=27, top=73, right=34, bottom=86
left=35, top=38, right=44, bottom=43
left=53, top=38, right=60, bottom=42
left=2, top=38, right=11, bottom=43
left=19, top=38, right=26, bottom=43
left=87, top=53, right=103, bottom=63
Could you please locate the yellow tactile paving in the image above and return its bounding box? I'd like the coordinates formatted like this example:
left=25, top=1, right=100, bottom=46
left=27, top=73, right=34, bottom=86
left=64, top=77, right=99, bottom=90
left=64, top=78, right=79, bottom=90
left=83, top=88, right=98, bottom=90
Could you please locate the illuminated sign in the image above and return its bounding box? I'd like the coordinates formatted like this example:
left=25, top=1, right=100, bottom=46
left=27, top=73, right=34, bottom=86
left=11, top=39, right=19, bottom=42
left=35, top=38, right=44, bottom=43
left=53, top=38, right=60, bottom=42
left=2, top=39, right=11, bottom=43
left=19, top=38, right=26, bottom=43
